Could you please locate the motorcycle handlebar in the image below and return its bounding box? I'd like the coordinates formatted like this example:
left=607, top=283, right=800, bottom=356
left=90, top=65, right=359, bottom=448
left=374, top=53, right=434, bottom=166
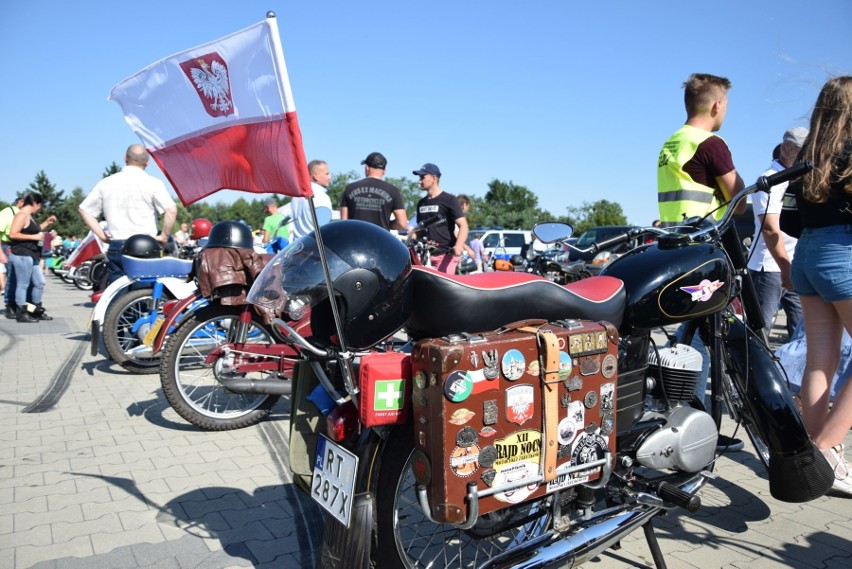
left=688, top=161, right=813, bottom=242
left=758, top=161, right=812, bottom=193
left=568, top=162, right=814, bottom=256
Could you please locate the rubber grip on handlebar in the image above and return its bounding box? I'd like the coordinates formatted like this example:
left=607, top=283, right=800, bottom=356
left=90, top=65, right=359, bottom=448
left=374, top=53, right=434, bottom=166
left=757, top=161, right=813, bottom=193
left=657, top=481, right=701, bottom=513
left=590, top=229, right=637, bottom=254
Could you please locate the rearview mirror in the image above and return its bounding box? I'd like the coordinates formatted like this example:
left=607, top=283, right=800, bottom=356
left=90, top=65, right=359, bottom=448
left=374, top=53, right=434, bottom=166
left=533, top=222, right=574, bottom=244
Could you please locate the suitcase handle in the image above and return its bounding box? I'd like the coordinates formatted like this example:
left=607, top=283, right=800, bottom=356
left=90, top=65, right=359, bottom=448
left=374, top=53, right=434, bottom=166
left=495, top=319, right=548, bottom=334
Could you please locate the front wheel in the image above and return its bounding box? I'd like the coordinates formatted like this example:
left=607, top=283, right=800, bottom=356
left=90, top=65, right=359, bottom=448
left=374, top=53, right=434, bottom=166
left=159, top=303, right=279, bottom=431
left=103, top=287, right=169, bottom=374
left=73, top=262, right=94, bottom=291
left=374, top=426, right=553, bottom=568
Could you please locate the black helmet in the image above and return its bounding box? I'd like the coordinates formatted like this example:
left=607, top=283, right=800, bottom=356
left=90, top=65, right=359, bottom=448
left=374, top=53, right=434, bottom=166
left=247, top=220, right=413, bottom=349
left=206, top=221, right=254, bottom=249
left=122, top=234, right=162, bottom=259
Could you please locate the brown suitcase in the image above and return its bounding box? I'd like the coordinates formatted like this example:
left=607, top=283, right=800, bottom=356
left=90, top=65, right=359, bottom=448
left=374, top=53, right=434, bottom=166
left=409, top=319, right=618, bottom=525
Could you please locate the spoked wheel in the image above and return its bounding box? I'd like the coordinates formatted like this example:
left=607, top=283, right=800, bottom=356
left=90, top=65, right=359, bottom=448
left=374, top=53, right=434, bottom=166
left=73, top=262, right=94, bottom=291
left=103, top=288, right=171, bottom=374
left=159, top=303, right=279, bottom=431
left=375, top=426, right=553, bottom=568
left=59, top=263, right=76, bottom=284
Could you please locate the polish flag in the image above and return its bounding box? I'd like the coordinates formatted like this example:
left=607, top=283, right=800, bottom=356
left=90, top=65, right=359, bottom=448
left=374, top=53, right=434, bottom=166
left=64, top=230, right=107, bottom=269
left=108, top=15, right=312, bottom=205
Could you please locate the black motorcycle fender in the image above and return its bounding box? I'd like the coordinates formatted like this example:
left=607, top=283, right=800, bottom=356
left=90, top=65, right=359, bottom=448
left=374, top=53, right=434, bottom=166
left=724, top=319, right=809, bottom=453
left=723, top=319, right=833, bottom=502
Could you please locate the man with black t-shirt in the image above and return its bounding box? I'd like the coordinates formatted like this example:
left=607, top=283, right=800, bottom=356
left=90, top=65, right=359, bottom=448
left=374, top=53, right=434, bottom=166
left=340, top=152, right=408, bottom=230
left=414, top=163, right=468, bottom=274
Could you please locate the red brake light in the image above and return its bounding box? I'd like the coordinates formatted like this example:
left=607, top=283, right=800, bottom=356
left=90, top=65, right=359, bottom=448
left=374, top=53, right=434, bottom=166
left=326, top=401, right=359, bottom=442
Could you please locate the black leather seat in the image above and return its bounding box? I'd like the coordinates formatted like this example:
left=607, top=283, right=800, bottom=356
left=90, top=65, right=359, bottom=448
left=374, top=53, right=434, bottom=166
left=405, top=266, right=626, bottom=339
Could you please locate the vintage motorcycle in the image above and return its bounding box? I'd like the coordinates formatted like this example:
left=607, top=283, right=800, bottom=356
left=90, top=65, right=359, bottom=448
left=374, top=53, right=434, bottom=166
left=161, top=164, right=831, bottom=568
left=492, top=243, right=592, bottom=285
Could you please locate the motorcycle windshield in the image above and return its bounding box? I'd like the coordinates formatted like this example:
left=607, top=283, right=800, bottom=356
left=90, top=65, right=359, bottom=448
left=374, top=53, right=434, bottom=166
left=247, top=237, right=351, bottom=316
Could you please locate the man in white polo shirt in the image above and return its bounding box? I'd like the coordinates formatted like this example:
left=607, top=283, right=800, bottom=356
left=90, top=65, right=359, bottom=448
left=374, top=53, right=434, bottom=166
left=78, top=144, right=177, bottom=285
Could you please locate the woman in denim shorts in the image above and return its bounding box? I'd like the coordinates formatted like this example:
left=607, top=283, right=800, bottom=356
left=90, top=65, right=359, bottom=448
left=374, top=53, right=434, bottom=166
left=790, top=76, right=852, bottom=497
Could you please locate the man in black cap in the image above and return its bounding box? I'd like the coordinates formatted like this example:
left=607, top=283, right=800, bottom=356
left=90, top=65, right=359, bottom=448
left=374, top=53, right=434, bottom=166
left=340, top=152, right=408, bottom=230
left=413, top=163, right=468, bottom=274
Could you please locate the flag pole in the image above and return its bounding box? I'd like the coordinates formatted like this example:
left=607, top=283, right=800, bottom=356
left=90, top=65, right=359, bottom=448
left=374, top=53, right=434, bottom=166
left=267, top=11, right=358, bottom=397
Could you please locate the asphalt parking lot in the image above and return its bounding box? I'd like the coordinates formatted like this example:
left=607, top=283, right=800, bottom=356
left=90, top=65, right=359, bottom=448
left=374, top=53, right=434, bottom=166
left=0, top=276, right=849, bottom=568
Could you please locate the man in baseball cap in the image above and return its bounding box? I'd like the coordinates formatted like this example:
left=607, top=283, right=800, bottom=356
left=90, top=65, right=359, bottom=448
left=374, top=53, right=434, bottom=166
left=340, top=152, right=408, bottom=230
left=413, top=163, right=468, bottom=274
left=412, top=163, right=441, bottom=178
left=747, top=126, right=809, bottom=340
left=361, top=152, right=388, bottom=169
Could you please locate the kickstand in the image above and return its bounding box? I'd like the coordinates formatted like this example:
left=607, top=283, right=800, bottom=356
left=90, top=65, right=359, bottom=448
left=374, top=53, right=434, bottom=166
left=643, top=517, right=668, bottom=569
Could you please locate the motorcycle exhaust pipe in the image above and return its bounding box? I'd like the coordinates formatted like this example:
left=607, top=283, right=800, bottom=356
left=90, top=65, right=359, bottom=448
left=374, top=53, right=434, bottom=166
left=481, top=477, right=704, bottom=569
left=220, top=377, right=292, bottom=396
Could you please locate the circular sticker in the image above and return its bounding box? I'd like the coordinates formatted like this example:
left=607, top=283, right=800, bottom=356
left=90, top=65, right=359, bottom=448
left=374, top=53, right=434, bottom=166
left=584, top=390, right=599, bottom=408
left=572, top=434, right=609, bottom=466
left=501, top=349, right=526, bottom=381
left=443, top=370, right=473, bottom=403
left=450, top=444, right=480, bottom=477
left=601, top=354, right=617, bottom=379
left=478, top=445, right=498, bottom=468
left=559, top=352, right=573, bottom=377
left=456, top=426, right=478, bottom=447
left=557, top=417, right=577, bottom=445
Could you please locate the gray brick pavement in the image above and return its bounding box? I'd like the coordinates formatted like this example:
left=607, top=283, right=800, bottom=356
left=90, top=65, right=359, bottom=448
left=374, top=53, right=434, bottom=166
left=0, top=276, right=849, bottom=568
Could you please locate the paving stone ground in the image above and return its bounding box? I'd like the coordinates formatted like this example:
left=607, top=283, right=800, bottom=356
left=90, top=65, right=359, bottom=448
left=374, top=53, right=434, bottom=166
left=0, top=276, right=849, bottom=568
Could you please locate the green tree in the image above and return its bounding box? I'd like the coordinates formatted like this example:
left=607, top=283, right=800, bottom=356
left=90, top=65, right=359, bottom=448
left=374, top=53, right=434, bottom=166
left=26, top=171, right=65, bottom=212
left=386, top=176, right=421, bottom=219
left=477, top=179, right=554, bottom=229
left=52, top=187, right=88, bottom=238
left=102, top=162, right=121, bottom=178
left=565, top=200, right=628, bottom=235
left=326, top=170, right=358, bottom=207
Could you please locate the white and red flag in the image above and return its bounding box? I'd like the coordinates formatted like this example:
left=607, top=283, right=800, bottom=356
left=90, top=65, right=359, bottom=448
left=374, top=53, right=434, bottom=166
left=108, top=15, right=312, bottom=205
left=64, top=230, right=108, bottom=269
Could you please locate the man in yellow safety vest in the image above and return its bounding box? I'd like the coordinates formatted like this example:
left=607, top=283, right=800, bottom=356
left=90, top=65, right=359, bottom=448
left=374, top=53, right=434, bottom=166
left=657, top=73, right=745, bottom=227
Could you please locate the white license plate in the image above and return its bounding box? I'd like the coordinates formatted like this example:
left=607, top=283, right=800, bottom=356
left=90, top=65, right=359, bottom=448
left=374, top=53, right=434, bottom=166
left=312, top=435, right=358, bottom=527
left=143, top=316, right=165, bottom=347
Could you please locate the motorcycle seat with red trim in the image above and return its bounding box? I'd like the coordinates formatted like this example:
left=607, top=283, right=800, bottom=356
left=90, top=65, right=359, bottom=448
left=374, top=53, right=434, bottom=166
left=405, top=266, right=626, bottom=339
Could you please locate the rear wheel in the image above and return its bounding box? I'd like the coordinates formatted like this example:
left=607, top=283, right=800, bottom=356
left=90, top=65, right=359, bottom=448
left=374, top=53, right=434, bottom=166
left=374, top=426, right=552, bottom=568
left=103, top=288, right=170, bottom=374
left=159, top=303, right=279, bottom=430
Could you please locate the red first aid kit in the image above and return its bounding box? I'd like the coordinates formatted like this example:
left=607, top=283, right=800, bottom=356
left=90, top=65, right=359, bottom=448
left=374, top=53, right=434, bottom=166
left=358, top=352, right=412, bottom=427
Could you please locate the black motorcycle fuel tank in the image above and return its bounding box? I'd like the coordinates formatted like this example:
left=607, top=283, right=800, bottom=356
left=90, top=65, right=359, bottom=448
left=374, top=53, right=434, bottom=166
left=601, top=240, right=731, bottom=331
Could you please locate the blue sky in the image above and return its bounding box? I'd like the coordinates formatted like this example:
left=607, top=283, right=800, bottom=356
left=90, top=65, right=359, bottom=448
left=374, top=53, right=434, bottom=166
left=1, top=1, right=850, bottom=226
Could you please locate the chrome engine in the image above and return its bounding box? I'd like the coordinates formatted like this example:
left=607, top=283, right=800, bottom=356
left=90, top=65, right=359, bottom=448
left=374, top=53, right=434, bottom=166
left=634, top=343, right=717, bottom=472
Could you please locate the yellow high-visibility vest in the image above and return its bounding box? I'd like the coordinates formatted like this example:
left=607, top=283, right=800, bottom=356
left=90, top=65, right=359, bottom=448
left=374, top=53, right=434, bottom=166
left=657, top=125, right=726, bottom=226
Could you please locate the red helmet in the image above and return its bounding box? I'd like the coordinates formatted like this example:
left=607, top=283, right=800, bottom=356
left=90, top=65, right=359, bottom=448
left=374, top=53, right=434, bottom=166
left=190, top=218, right=213, bottom=240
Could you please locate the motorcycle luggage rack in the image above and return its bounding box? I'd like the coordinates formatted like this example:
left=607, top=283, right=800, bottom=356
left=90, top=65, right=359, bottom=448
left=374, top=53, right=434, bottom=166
left=416, top=451, right=612, bottom=529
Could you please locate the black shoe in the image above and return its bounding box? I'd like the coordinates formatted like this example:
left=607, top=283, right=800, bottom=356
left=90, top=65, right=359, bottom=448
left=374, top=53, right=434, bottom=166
left=33, top=304, right=53, bottom=321
left=4, top=305, right=16, bottom=319
left=16, top=307, right=38, bottom=323
left=716, top=435, right=745, bottom=452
